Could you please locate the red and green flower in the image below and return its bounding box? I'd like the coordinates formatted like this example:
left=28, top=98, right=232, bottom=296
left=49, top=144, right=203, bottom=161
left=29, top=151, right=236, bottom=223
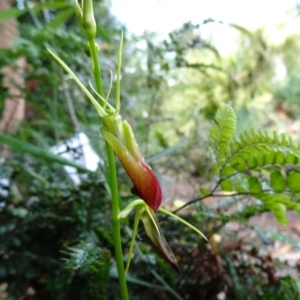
left=101, top=114, right=162, bottom=212
left=48, top=47, right=207, bottom=274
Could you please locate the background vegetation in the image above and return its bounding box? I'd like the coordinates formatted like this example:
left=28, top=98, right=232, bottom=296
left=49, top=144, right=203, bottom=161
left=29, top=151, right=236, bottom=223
left=1, top=0, right=300, bottom=299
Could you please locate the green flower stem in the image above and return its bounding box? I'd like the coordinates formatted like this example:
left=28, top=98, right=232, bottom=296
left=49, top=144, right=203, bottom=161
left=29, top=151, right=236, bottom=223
left=88, top=33, right=129, bottom=300
left=88, top=38, right=104, bottom=99
left=106, top=145, right=129, bottom=300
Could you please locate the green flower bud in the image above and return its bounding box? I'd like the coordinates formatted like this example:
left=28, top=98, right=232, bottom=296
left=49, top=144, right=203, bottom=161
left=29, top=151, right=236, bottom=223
left=82, top=0, right=96, bottom=39
left=101, top=114, right=162, bottom=212
left=84, top=41, right=99, bottom=57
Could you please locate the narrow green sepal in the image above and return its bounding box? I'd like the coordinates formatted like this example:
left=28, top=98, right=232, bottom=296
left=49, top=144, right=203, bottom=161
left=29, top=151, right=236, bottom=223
left=141, top=207, right=180, bottom=273
left=115, top=31, right=123, bottom=112
left=101, top=127, right=127, bottom=161
left=122, top=120, right=143, bottom=161
left=118, top=199, right=145, bottom=219
left=47, top=48, right=107, bottom=118
left=74, top=0, right=83, bottom=26
left=88, top=81, right=115, bottom=111
left=102, top=114, right=123, bottom=138
left=158, top=207, right=207, bottom=241
left=125, top=206, right=145, bottom=272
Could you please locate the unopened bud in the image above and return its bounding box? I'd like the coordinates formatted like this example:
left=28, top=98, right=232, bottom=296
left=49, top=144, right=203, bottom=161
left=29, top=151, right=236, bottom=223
left=82, top=0, right=96, bottom=39
left=84, top=42, right=91, bottom=57
left=84, top=41, right=99, bottom=57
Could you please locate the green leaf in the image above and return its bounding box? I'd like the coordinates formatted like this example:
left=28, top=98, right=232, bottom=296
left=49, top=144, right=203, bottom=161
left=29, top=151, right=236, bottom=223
left=224, top=127, right=300, bottom=174
left=270, top=170, right=286, bottom=192
left=0, top=134, right=90, bottom=173
left=0, top=8, right=27, bottom=21
left=200, top=188, right=211, bottom=195
left=275, top=152, right=286, bottom=164
left=220, top=179, right=233, bottom=192
left=287, top=171, right=300, bottom=192
left=211, top=103, right=236, bottom=158
left=248, top=176, right=262, bottom=193
left=259, top=193, right=300, bottom=214
left=265, top=151, right=276, bottom=165
left=271, top=203, right=287, bottom=225
left=231, top=157, right=246, bottom=172
left=46, top=8, right=74, bottom=30
left=256, top=153, right=265, bottom=166
left=32, top=1, right=73, bottom=14
left=286, top=152, right=297, bottom=164
left=247, top=155, right=257, bottom=169
left=222, top=166, right=235, bottom=176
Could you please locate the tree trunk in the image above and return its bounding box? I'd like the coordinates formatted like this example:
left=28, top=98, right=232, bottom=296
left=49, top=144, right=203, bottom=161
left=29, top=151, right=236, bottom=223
left=0, top=0, right=26, bottom=134
left=0, top=0, right=26, bottom=157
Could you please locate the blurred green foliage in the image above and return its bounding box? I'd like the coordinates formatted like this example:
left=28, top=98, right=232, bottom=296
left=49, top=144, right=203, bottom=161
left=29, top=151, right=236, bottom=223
left=1, top=0, right=300, bottom=299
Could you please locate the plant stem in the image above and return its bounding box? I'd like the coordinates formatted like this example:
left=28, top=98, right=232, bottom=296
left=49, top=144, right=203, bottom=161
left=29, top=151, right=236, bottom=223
left=88, top=38, right=129, bottom=300
left=106, top=145, right=129, bottom=299
left=88, top=38, right=104, bottom=100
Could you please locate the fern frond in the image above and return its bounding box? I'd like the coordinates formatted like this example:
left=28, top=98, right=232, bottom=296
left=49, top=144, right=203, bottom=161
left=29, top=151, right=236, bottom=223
left=210, top=103, right=236, bottom=161
left=257, top=193, right=300, bottom=225
left=212, top=105, right=300, bottom=226
left=222, top=129, right=300, bottom=174
left=61, top=242, right=111, bottom=272
left=61, top=242, right=111, bottom=298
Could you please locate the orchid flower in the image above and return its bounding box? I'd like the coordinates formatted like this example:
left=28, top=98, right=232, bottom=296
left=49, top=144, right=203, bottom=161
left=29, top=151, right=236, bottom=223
left=48, top=34, right=207, bottom=274
left=101, top=114, right=162, bottom=212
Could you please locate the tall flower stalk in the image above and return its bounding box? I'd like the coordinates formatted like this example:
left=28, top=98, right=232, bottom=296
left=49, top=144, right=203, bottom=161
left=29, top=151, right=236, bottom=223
left=73, top=0, right=128, bottom=299
left=49, top=1, right=206, bottom=298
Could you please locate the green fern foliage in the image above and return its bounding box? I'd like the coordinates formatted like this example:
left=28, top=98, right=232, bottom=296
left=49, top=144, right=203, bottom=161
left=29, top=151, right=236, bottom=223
left=287, top=171, right=300, bottom=192
left=211, top=104, right=300, bottom=225
left=270, top=170, right=286, bottom=192
left=61, top=242, right=110, bottom=272
left=280, top=276, right=300, bottom=300
left=225, top=130, right=300, bottom=174
left=210, top=103, right=236, bottom=162
left=61, top=242, right=111, bottom=299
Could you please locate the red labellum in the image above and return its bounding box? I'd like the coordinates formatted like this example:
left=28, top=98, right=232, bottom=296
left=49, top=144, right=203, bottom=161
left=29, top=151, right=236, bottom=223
left=128, top=161, right=162, bottom=212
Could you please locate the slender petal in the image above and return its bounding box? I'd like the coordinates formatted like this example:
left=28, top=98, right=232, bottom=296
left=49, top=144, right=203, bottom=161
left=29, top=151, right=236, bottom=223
left=140, top=207, right=179, bottom=273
